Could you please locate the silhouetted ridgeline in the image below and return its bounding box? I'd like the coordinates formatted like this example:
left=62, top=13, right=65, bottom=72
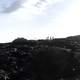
left=0, top=36, right=80, bottom=80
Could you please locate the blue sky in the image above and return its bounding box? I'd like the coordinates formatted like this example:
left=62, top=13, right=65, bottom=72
left=0, top=0, right=80, bottom=42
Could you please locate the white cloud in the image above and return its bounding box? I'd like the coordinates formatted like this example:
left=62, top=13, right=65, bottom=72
left=0, top=0, right=80, bottom=42
left=53, top=0, right=80, bottom=38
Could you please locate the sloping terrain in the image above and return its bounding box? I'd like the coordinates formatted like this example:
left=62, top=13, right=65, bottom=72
left=0, top=36, right=80, bottom=80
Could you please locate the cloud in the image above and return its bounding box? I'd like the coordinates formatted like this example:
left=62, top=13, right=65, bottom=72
left=0, top=0, right=78, bottom=43
left=52, top=0, right=80, bottom=38
left=0, top=0, right=27, bottom=13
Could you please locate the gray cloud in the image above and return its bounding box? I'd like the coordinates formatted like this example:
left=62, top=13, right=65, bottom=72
left=0, top=0, right=27, bottom=13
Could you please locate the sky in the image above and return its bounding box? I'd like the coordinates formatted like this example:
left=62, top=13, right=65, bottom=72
left=0, top=0, right=80, bottom=43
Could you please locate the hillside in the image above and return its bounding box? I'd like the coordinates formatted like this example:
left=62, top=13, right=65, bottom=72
left=0, top=35, right=80, bottom=80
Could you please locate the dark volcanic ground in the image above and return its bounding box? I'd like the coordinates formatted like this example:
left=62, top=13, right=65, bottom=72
left=0, top=36, right=80, bottom=80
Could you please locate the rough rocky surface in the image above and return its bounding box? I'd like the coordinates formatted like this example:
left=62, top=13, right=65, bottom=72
left=0, top=36, right=80, bottom=80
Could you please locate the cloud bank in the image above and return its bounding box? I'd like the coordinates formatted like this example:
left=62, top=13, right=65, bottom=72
left=0, top=0, right=80, bottom=43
